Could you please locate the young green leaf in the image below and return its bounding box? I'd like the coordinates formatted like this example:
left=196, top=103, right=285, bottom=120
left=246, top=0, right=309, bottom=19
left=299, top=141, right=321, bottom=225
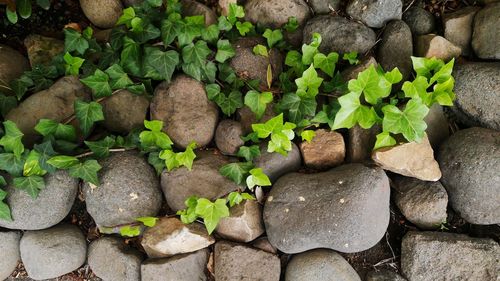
left=23, top=150, right=46, bottom=177
left=313, top=52, right=339, bottom=77
left=80, top=69, right=112, bottom=98
left=0, top=120, right=24, bottom=158
left=63, top=52, right=85, bottom=76
left=74, top=100, right=104, bottom=137
left=13, top=176, right=45, bottom=199
left=195, top=198, right=230, bottom=234
left=332, top=91, right=378, bottom=130
left=177, top=196, right=199, bottom=224
left=64, top=28, right=89, bottom=55
left=343, top=51, right=359, bottom=65
left=159, top=149, right=179, bottom=171
left=373, top=132, right=397, bottom=150
left=235, top=21, right=253, bottom=36
left=215, top=39, right=235, bottom=63
left=68, top=159, right=102, bottom=186
left=176, top=142, right=197, bottom=170
left=263, top=29, right=283, bottom=48
left=105, top=64, right=134, bottom=90
left=302, top=33, right=322, bottom=65
left=244, top=91, right=273, bottom=120
left=246, top=168, right=271, bottom=190
left=347, top=65, right=391, bottom=105
left=119, top=225, right=141, bottom=237
left=33, top=142, right=57, bottom=173
left=227, top=3, right=245, bottom=24
left=116, top=7, right=136, bottom=26
left=0, top=188, right=12, bottom=221
left=283, top=16, right=299, bottom=32
left=252, top=44, right=268, bottom=57
left=227, top=191, right=254, bottom=207
left=236, top=145, right=260, bottom=162
left=382, top=99, right=429, bottom=142
left=219, top=161, right=254, bottom=185
left=139, top=120, right=173, bottom=150
left=137, top=216, right=159, bottom=227
left=295, top=64, right=324, bottom=98
left=301, top=130, right=316, bottom=143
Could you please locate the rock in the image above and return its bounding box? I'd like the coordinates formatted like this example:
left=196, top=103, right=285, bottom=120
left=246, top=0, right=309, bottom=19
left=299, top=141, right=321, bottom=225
left=150, top=75, right=218, bottom=149
left=216, top=200, right=265, bottom=243
left=347, top=124, right=380, bottom=163
left=23, top=34, right=64, bottom=66
left=0, top=44, right=30, bottom=89
left=88, top=237, right=143, bottom=281
left=94, top=29, right=113, bottom=43
left=6, top=76, right=91, bottom=145
left=372, top=134, right=442, bottom=181
left=141, top=217, right=215, bottom=258
left=0, top=171, right=78, bottom=230
left=244, top=0, right=311, bottom=28
left=437, top=127, right=500, bottom=225
left=218, top=0, right=237, bottom=16
left=285, top=249, right=361, bottom=281
left=215, top=120, right=244, bottom=155
left=122, top=0, right=143, bottom=6
left=341, top=56, right=378, bottom=82
left=230, top=37, right=283, bottom=88
left=308, top=0, right=341, bottom=14
left=401, top=231, right=500, bottom=281
left=181, top=0, right=217, bottom=26
left=237, top=104, right=276, bottom=134
left=253, top=141, right=302, bottom=183
left=141, top=249, right=209, bottom=281
left=393, top=176, right=448, bottom=229
left=415, top=34, right=462, bottom=61
left=443, top=7, right=480, bottom=56
left=472, top=3, right=500, bottom=59
left=377, top=20, right=413, bottom=81
left=80, top=0, right=123, bottom=28
left=365, top=270, right=407, bottom=281
left=215, top=241, right=281, bottom=281
left=346, top=0, right=402, bottom=28
left=252, top=237, right=278, bottom=254
left=402, top=6, right=435, bottom=35
left=424, top=104, right=449, bottom=148
left=20, top=224, right=87, bottom=280
left=101, top=89, right=149, bottom=134
left=299, top=129, right=345, bottom=169
left=303, top=15, right=376, bottom=55
left=83, top=151, right=162, bottom=227
left=0, top=231, right=21, bottom=280
left=264, top=164, right=390, bottom=254
left=451, top=62, right=500, bottom=130
left=161, top=150, right=240, bottom=211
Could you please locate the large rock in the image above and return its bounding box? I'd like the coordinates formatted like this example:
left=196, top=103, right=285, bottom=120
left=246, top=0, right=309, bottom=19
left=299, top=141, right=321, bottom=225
left=437, top=127, right=500, bottom=225
left=401, top=231, right=500, bottom=281
left=0, top=44, right=30, bottom=89
left=347, top=124, right=380, bottom=163
left=285, top=249, right=361, bottom=281
left=161, top=150, right=240, bottom=211
left=88, top=237, right=143, bottom=281
left=216, top=199, right=265, bottom=243
left=244, top=0, right=311, bottom=28
left=0, top=231, right=21, bottom=280
left=150, top=75, right=218, bottom=149
left=24, top=34, right=64, bottom=66
left=365, top=270, right=407, bottom=281
left=299, top=129, right=345, bottom=170
left=141, top=217, right=214, bottom=258
left=215, top=241, right=281, bottom=281
left=472, top=3, right=500, bottom=59
left=415, top=34, right=462, bottom=61
left=237, top=104, right=276, bottom=134
left=20, top=224, right=87, bottom=280
left=83, top=151, right=162, bottom=227
left=308, top=0, right=341, bottom=14
left=451, top=62, right=500, bottom=130
left=377, top=20, right=413, bottom=81
left=253, top=142, right=301, bottom=183
left=264, top=164, right=390, bottom=254
left=215, top=119, right=244, bottom=155
left=80, top=0, right=123, bottom=28
left=341, top=56, right=378, bottom=82
left=402, top=6, right=435, bottom=35
left=346, top=0, right=402, bottom=28
left=0, top=171, right=78, bottom=230
left=181, top=0, right=217, bottom=26
left=303, top=15, right=376, bottom=55
left=424, top=104, right=449, bottom=148
left=101, top=90, right=149, bottom=134
left=443, top=7, right=480, bottom=56
left=141, top=249, right=209, bottom=281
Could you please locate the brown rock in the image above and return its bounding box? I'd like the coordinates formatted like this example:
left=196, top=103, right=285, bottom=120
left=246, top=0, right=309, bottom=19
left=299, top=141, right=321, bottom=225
left=215, top=119, right=245, bottom=155
left=219, top=0, right=237, bottom=16
left=181, top=0, right=217, bottom=26
left=24, top=34, right=64, bottom=66
left=300, top=129, right=345, bottom=169
left=415, top=34, right=462, bottom=61
left=244, top=0, right=311, bottom=29
left=80, top=0, right=123, bottom=29
left=237, top=104, right=276, bottom=134
left=424, top=104, right=449, bottom=148
left=101, top=90, right=149, bottom=134
left=252, top=237, right=278, bottom=254
left=347, top=124, right=381, bottom=163
left=0, top=44, right=30, bottom=88
left=216, top=200, right=265, bottom=243
left=443, top=7, right=480, bottom=56
left=341, top=56, right=377, bottom=82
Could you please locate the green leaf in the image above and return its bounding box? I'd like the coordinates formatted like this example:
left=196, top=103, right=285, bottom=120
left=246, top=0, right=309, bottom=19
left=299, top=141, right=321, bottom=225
left=137, top=216, right=158, bottom=227
left=13, top=176, right=45, bottom=199
left=80, top=69, right=112, bottom=98
left=68, top=159, right=102, bottom=185
left=347, top=65, right=391, bottom=105
left=430, top=58, right=454, bottom=84
left=0, top=188, right=12, bottom=221
left=6, top=7, right=18, bottom=24
left=143, top=47, right=179, bottom=82
left=432, top=76, right=455, bottom=106
left=402, top=76, right=429, bottom=99
left=33, top=142, right=57, bottom=173
left=301, top=130, right=316, bottom=142
left=278, top=93, right=317, bottom=124
left=219, top=161, right=254, bottom=185
left=147, top=151, right=166, bottom=175
left=140, top=120, right=173, bottom=150
left=227, top=191, right=254, bottom=208
left=9, top=75, right=33, bottom=101
left=235, top=21, right=253, bottom=36
left=119, top=225, right=141, bottom=237
left=35, top=119, right=76, bottom=142
left=177, top=18, right=203, bottom=46
left=0, top=153, right=24, bottom=176
left=202, top=24, right=220, bottom=43
left=252, top=44, right=268, bottom=57
left=176, top=142, right=197, bottom=170
left=63, top=52, right=85, bottom=76
left=177, top=196, right=199, bottom=224
left=17, top=0, right=32, bottom=19
left=244, top=91, right=273, bottom=120
left=284, top=16, right=299, bottom=32
left=251, top=114, right=296, bottom=155
left=215, top=91, right=243, bottom=116
left=384, top=67, right=403, bottom=84
left=217, top=15, right=232, bottom=31
left=195, top=198, right=230, bottom=234
left=411, top=56, right=444, bottom=78
left=332, top=92, right=378, bottom=130
left=236, top=145, right=260, bottom=162
left=295, top=64, right=324, bottom=98
left=160, top=19, right=180, bottom=46
left=0, top=120, right=24, bottom=158
left=373, top=132, right=397, bottom=150
left=313, top=52, right=338, bottom=77
left=182, top=41, right=211, bottom=67
left=382, top=99, right=429, bottom=142
left=74, top=100, right=104, bottom=137
left=263, top=29, right=283, bottom=48
left=215, top=39, right=235, bottom=63
left=85, top=136, right=116, bottom=158
left=120, top=37, right=142, bottom=76
left=227, top=3, right=245, bottom=24
left=36, top=0, right=51, bottom=9
left=302, top=33, right=322, bottom=65
left=147, top=0, right=163, bottom=7
left=64, top=28, right=89, bottom=55
left=116, top=7, right=136, bottom=26
left=343, top=51, right=359, bottom=65
left=159, top=149, right=179, bottom=171
left=246, top=168, right=271, bottom=190
left=47, top=155, right=79, bottom=169
left=23, top=150, right=46, bottom=177
left=105, top=64, right=134, bottom=90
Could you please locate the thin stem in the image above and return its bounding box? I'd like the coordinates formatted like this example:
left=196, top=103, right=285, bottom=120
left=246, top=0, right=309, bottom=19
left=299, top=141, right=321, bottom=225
left=75, top=147, right=132, bottom=159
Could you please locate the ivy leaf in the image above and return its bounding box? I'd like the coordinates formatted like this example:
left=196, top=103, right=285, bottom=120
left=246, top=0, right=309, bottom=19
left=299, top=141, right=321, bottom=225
left=35, top=119, right=76, bottom=142
left=373, top=132, right=397, bottom=150
left=116, top=7, right=136, bottom=26
left=301, top=130, right=316, bottom=142
left=430, top=58, right=454, bottom=84
left=402, top=76, right=430, bottom=104
left=217, top=15, right=232, bottom=31
left=332, top=92, right=378, bottom=130
left=85, top=136, right=116, bottom=158
left=13, top=176, right=45, bottom=199
left=302, top=33, right=321, bottom=65
left=343, top=51, right=359, bottom=65
left=182, top=41, right=211, bottom=67
left=244, top=91, right=273, bottom=120
left=432, top=76, right=455, bottom=106
left=63, top=52, right=85, bottom=76
left=159, top=149, right=179, bottom=171
left=23, top=150, right=46, bottom=177
left=227, top=3, right=245, bottom=24
left=246, top=168, right=271, bottom=190
left=278, top=93, right=317, bottom=124
left=137, top=216, right=158, bottom=227
left=68, top=159, right=102, bottom=185
left=0, top=120, right=24, bottom=158
left=214, top=91, right=243, bottom=116
left=347, top=65, right=391, bottom=105
left=64, top=28, right=89, bottom=55
left=74, top=100, right=105, bottom=137
left=176, top=142, right=197, bottom=170
left=236, top=145, right=260, bottom=162
left=411, top=56, right=444, bottom=79
left=384, top=67, right=403, bottom=84
left=80, top=69, right=112, bottom=98
left=382, top=99, right=429, bottom=142
left=47, top=155, right=79, bottom=169
left=263, top=29, right=283, bottom=48
left=0, top=188, right=12, bottom=221
left=177, top=18, right=203, bottom=46
left=252, top=44, right=268, bottom=57
left=227, top=191, right=254, bottom=207
left=195, top=198, right=230, bottom=234
left=215, top=39, right=235, bottom=63
left=219, top=161, right=254, bottom=185
left=202, top=24, right=220, bottom=43
left=235, top=21, right=253, bottom=36
left=121, top=37, right=142, bottom=77
left=119, top=225, right=141, bottom=237
left=105, top=64, right=133, bottom=90
left=160, top=19, right=180, bottom=45
left=140, top=120, right=173, bottom=150
left=6, top=7, right=18, bottom=24
left=284, top=16, right=299, bottom=32
left=143, top=47, right=179, bottom=82
left=295, top=64, right=323, bottom=98
left=33, top=142, right=57, bottom=173
left=177, top=196, right=199, bottom=224
left=313, top=52, right=339, bottom=77
left=0, top=94, right=17, bottom=117
left=0, top=153, right=24, bottom=176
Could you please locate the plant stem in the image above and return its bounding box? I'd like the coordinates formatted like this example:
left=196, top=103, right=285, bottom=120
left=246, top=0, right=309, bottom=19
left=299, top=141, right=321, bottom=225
left=75, top=147, right=133, bottom=159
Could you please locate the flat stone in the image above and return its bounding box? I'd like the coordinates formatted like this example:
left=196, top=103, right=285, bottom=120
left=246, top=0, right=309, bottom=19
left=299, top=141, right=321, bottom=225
left=424, top=104, right=449, bottom=148
left=79, top=0, right=123, bottom=28
left=308, top=0, right=341, bottom=14
left=141, top=249, right=209, bottom=281
left=347, top=124, right=380, bottom=163
left=215, top=120, right=245, bottom=155
left=253, top=141, right=301, bottom=183
left=244, top=0, right=311, bottom=28
left=101, top=89, right=149, bottom=134
left=181, top=0, right=217, bottom=26
left=216, top=199, right=265, bottom=243
left=377, top=20, right=413, bottom=81
left=346, top=0, right=402, bottom=28
left=0, top=231, right=21, bottom=280
left=472, top=3, right=500, bottom=59
left=365, top=270, right=407, bottom=281
left=23, top=34, right=64, bottom=66
left=415, top=34, right=462, bottom=61
left=402, top=6, right=435, bottom=35
left=443, top=7, right=481, bottom=56
left=299, top=129, right=345, bottom=170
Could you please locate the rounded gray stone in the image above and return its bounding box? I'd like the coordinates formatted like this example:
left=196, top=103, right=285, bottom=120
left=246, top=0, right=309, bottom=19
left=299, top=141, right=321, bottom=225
left=308, top=0, right=341, bottom=14
left=245, top=0, right=311, bottom=28
left=0, top=231, right=21, bottom=280
left=377, top=20, right=413, bottom=81
left=141, top=249, right=209, bottom=281
left=253, top=141, right=302, bottom=183
left=215, top=119, right=245, bottom=155
left=101, top=89, right=149, bottom=134
left=346, top=0, right=402, bottom=28
left=79, top=0, right=123, bottom=28
left=472, top=3, right=500, bottom=59
left=402, top=6, right=435, bottom=35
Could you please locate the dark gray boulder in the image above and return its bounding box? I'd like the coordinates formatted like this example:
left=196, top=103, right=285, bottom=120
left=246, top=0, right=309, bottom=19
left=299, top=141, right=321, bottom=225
left=402, top=6, right=435, bottom=35
left=253, top=141, right=301, bottom=183
left=0, top=231, right=21, bottom=280
left=245, top=0, right=311, bottom=28
left=472, top=3, right=500, bottom=59
left=141, top=249, right=209, bottom=281
left=377, top=20, right=413, bottom=81
left=308, top=0, right=341, bottom=14
left=346, top=0, right=402, bottom=28
left=101, top=89, right=149, bottom=134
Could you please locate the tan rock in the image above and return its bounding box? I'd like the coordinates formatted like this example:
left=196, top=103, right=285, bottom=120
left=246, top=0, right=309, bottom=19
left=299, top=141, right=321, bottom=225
left=372, top=134, right=441, bottom=181
left=216, top=200, right=264, bottom=243
left=219, top=0, right=237, bottom=16
left=415, top=34, right=462, bottom=61
left=24, top=34, right=64, bottom=66
left=101, top=89, right=149, bottom=134
left=300, top=129, right=345, bottom=169
left=252, top=237, right=278, bottom=254
left=0, top=44, right=30, bottom=88
left=80, top=0, right=123, bottom=29
left=347, top=124, right=380, bottom=163
left=443, top=7, right=480, bottom=56
left=181, top=0, right=217, bottom=26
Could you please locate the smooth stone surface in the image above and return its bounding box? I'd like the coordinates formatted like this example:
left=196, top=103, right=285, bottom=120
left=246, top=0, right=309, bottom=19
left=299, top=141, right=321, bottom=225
left=308, top=0, right=341, bottom=14
left=443, top=7, right=480, bottom=56
left=415, top=34, right=462, bottom=61
left=141, top=249, right=209, bottom=281
left=346, top=0, right=402, bottom=28
left=264, top=164, right=390, bottom=254
left=472, top=3, right=500, bottom=59
left=23, top=34, right=64, bottom=66
left=0, top=231, right=21, bottom=280
left=252, top=237, right=278, bottom=254
left=299, top=129, right=345, bottom=170
left=402, top=6, right=435, bottom=35
left=424, top=104, right=449, bottom=148
left=83, top=151, right=162, bottom=227
left=438, top=127, right=500, bottom=225
left=80, top=0, right=123, bottom=28
left=216, top=199, right=265, bottom=243
left=215, top=119, right=245, bottom=155
left=253, top=142, right=301, bottom=183
left=20, top=225, right=86, bottom=280
left=101, top=89, right=149, bottom=134
left=0, top=171, right=78, bottom=230
left=181, top=0, right=217, bottom=26
left=365, top=270, right=407, bottom=281
left=377, top=20, right=413, bottom=80
left=244, top=0, right=311, bottom=28
left=347, top=124, right=380, bottom=163
left=0, top=44, right=30, bottom=88
left=285, top=249, right=361, bottom=281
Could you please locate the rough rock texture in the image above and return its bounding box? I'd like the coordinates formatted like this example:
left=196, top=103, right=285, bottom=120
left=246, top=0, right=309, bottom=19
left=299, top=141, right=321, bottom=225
left=365, top=270, right=407, bottom=281
left=181, top=0, right=217, bottom=26
left=346, top=0, right=402, bottom=28
left=216, top=200, right=265, bottom=243
left=88, top=237, right=143, bottom=281
left=141, top=249, right=209, bottom=281
left=150, top=75, right=218, bottom=149
left=252, top=237, right=278, bottom=254
left=402, top=6, right=435, bottom=35
left=437, top=127, right=500, bottom=225
left=372, top=135, right=442, bottom=181
left=83, top=151, right=162, bottom=227
left=347, top=124, right=380, bottom=162
left=393, top=177, right=448, bottom=229
left=20, top=225, right=87, bottom=280
left=0, top=171, right=78, bottom=230
left=101, top=90, right=149, bottom=134
left=161, top=150, right=240, bottom=211
left=415, top=34, right=462, bottom=61
left=0, top=232, right=21, bottom=280
left=215, top=241, right=281, bottom=281
left=424, top=104, right=449, bottom=148
left=219, top=0, right=237, bottom=16
left=215, top=119, right=245, bottom=155
left=303, top=16, right=376, bottom=55
left=472, top=3, right=500, bottom=59
left=264, top=164, right=390, bottom=254
left=377, top=20, right=413, bottom=80
left=24, top=34, right=64, bottom=66
left=0, top=44, right=30, bottom=88
left=122, top=0, right=143, bottom=6
left=443, top=7, right=480, bottom=56
left=253, top=142, right=302, bottom=183
left=308, top=0, right=341, bottom=14
left=285, top=249, right=361, bottom=281
left=141, top=217, right=215, bottom=258
left=299, top=129, right=345, bottom=169
left=401, top=231, right=500, bottom=281
left=451, top=62, right=500, bottom=130
left=244, top=0, right=311, bottom=28
left=237, top=104, right=276, bottom=134
left=79, top=0, right=123, bottom=28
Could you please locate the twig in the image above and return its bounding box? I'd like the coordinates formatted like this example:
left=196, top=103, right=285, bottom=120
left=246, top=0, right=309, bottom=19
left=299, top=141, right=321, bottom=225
left=75, top=148, right=133, bottom=159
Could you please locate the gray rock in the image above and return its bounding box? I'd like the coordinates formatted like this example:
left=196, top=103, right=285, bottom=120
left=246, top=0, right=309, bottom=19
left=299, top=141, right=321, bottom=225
left=252, top=237, right=278, bottom=254
left=161, top=150, right=240, bottom=211
left=88, top=237, right=143, bottom=281
left=253, top=141, right=301, bottom=183
left=347, top=124, right=380, bottom=163
left=83, top=151, right=162, bottom=227
left=424, top=104, right=449, bottom=148
left=443, top=7, right=480, bottom=56
left=341, top=56, right=378, bottom=82
left=365, top=270, right=406, bottom=281
left=101, top=90, right=149, bottom=134
left=237, top=103, right=276, bottom=134
left=216, top=199, right=265, bottom=243
left=472, top=3, right=500, bottom=59
left=245, top=0, right=311, bottom=28
left=20, top=225, right=87, bottom=280
left=0, top=231, right=21, bottom=280
left=264, top=164, right=390, bottom=254
left=80, top=0, right=123, bottom=28
left=346, top=0, right=402, bottom=28
left=141, top=249, right=209, bottom=281
left=215, top=119, right=244, bottom=155
left=215, top=241, right=281, bottom=281
left=393, top=176, right=448, bottom=229
left=0, top=171, right=78, bottom=230
left=308, top=0, right=341, bottom=14
left=415, top=34, right=462, bottom=61
left=23, top=34, right=64, bottom=66
left=401, top=231, right=500, bottom=281
left=377, top=20, right=413, bottom=81
left=437, top=127, right=500, bottom=225
left=451, top=62, right=500, bottom=130
left=299, top=129, right=345, bottom=170
left=181, top=0, right=217, bottom=26
left=402, top=6, right=435, bottom=35
left=150, top=75, right=218, bottom=149
left=0, top=44, right=30, bottom=89
left=285, top=249, right=361, bottom=281
left=303, top=15, right=377, bottom=55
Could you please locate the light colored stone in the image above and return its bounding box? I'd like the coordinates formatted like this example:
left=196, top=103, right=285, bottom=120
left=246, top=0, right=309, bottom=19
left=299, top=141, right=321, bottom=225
left=346, top=0, right=402, bottom=28
left=300, top=129, right=345, bottom=169
left=141, top=249, right=209, bottom=281
left=253, top=141, right=301, bottom=183
left=216, top=200, right=265, bottom=243
left=80, top=0, right=123, bottom=28
left=244, top=0, right=311, bottom=29
left=215, top=119, right=244, bottom=155
left=443, top=7, right=480, bottom=56
left=415, top=34, right=462, bottom=61
left=0, top=231, right=21, bottom=280
left=24, top=34, right=64, bottom=66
